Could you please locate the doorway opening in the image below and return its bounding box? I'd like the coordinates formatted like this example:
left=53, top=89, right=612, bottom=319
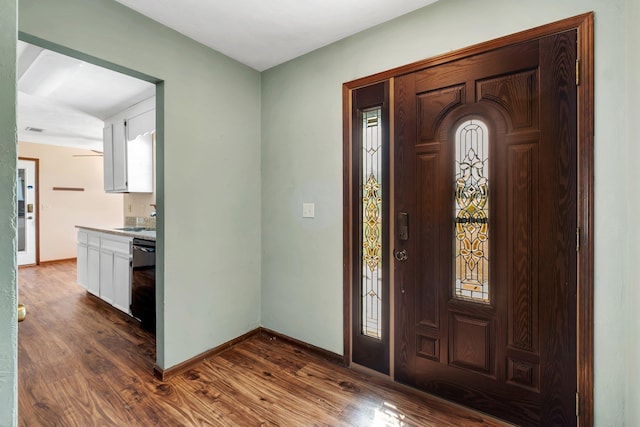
left=16, top=32, right=164, bottom=366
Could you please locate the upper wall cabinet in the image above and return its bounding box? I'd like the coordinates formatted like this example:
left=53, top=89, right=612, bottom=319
left=103, top=97, right=155, bottom=193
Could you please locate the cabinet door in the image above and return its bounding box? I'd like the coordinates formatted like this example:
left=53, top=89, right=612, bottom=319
left=112, top=121, right=128, bottom=191
left=77, top=243, right=88, bottom=289
left=87, top=246, right=100, bottom=296
left=99, top=249, right=115, bottom=305
left=126, top=109, right=155, bottom=141
left=103, top=124, right=114, bottom=191
left=125, top=133, right=153, bottom=193
left=113, top=252, right=131, bottom=314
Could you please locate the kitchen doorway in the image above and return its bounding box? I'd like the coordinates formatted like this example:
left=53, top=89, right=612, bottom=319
left=16, top=33, right=164, bottom=369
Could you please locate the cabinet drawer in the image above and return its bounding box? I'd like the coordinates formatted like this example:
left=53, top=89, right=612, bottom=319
left=101, top=237, right=131, bottom=254
left=88, top=234, right=101, bottom=247
left=78, top=230, right=88, bottom=244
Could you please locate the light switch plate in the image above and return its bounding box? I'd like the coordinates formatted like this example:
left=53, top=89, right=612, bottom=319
left=302, top=203, right=315, bottom=218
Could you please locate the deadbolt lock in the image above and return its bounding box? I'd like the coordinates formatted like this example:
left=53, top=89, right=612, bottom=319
left=394, top=249, right=408, bottom=261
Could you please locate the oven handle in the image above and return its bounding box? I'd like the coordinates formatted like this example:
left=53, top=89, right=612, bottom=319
left=134, top=246, right=155, bottom=253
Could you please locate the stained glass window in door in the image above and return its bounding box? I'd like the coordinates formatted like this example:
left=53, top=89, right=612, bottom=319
left=361, top=107, right=383, bottom=339
left=454, top=119, right=490, bottom=303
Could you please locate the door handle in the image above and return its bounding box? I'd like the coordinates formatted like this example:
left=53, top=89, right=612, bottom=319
left=394, top=249, right=408, bottom=261
left=397, top=212, right=409, bottom=241
left=18, top=303, right=26, bottom=322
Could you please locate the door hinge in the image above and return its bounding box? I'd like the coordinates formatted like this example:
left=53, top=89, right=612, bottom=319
left=576, top=392, right=580, bottom=417
left=576, top=227, right=580, bottom=252
left=576, top=59, right=581, bottom=86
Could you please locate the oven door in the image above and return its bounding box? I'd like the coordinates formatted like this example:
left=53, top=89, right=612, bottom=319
left=130, top=239, right=156, bottom=333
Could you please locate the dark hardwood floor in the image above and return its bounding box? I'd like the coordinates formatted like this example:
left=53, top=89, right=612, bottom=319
left=18, top=260, right=509, bottom=426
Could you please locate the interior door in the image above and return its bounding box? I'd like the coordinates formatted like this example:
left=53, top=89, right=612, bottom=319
left=17, top=159, right=37, bottom=266
left=394, top=31, right=577, bottom=426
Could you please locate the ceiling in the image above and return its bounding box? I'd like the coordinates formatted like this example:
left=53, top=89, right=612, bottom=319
left=17, top=40, right=155, bottom=151
left=17, top=0, right=439, bottom=151
left=113, top=0, right=440, bottom=71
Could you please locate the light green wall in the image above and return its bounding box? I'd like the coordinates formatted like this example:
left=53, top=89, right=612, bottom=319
left=0, top=0, right=17, bottom=424
left=261, top=0, right=630, bottom=425
left=18, top=0, right=262, bottom=369
left=626, top=0, right=640, bottom=425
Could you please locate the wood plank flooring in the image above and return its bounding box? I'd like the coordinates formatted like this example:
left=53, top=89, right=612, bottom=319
left=18, top=260, right=510, bottom=426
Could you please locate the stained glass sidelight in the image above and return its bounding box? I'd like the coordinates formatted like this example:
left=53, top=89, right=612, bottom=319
left=454, top=119, right=490, bottom=303
left=361, top=108, right=383, bottom=339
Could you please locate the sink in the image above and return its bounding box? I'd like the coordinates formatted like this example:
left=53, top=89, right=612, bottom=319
left=115, top=227, right=148, bottom=232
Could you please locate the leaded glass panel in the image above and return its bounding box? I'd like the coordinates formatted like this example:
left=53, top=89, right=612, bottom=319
left=361, top=107, right=383, bottom=339
left=454, top=119, right=490, bottom=303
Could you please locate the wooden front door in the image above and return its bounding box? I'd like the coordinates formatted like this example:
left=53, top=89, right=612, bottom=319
left=394, top=30, right=577, bottom=426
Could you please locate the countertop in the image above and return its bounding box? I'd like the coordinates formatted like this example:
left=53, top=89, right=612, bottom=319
left=76, top=225, right=156, bottom=241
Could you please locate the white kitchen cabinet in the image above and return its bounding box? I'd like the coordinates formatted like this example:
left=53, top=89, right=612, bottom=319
left=101, top=235, right=132, bottom=314
left=103, top=97, right=154, bottom=193
left=102, top=124, right=114, bottom=192
left=99, top=249, right=115, bottom=305
left=76, top=231, right=88, bottom=289
left=113, top=252, right=132, bottom=313
left=77, top=229, right=132, bottom=315
left=103, top=120, right=128, bottom=192
left=87, top=233, right=101, bottom=297
left=127, top=108, right=155, bottom=141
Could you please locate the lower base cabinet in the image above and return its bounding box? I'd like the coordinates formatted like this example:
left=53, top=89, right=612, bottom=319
left=76, top=242, right=88, bottom=288
left=113, top=251, right=132, bottom=313
left=99, top=249, right=115, bottom=305
left=77, top=229, right=132, bottom=315
left=88, top=245, right=100, bottom=296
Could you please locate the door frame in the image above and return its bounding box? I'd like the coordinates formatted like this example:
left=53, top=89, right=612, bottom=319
left=342, top=12, right=594, bottom=425
left=17, top=157, right=39, bottom=266
left=17, top=30, right=165, bottom=368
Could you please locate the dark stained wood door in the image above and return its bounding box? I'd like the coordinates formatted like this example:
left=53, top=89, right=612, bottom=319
left=351, top=81, right=390, bottom=374
left=394, top=31, right=577, bottom=426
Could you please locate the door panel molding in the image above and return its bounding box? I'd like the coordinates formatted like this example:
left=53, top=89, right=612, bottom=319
left=343, top=12, right=594, bottom=426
